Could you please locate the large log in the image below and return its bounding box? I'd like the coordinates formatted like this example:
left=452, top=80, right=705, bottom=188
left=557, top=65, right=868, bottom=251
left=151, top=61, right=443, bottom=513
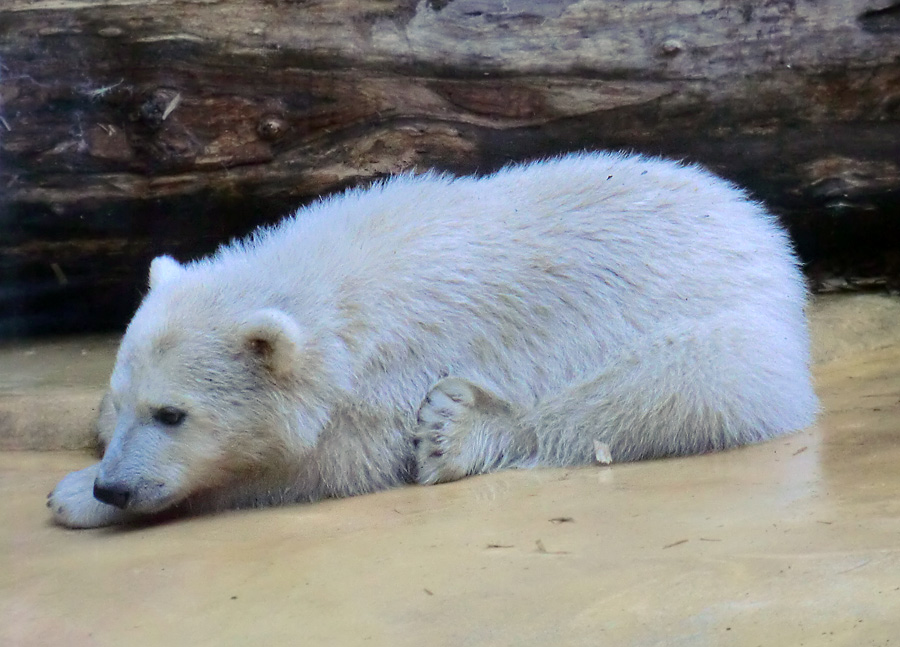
left=1, top=0, right=899, bottom=337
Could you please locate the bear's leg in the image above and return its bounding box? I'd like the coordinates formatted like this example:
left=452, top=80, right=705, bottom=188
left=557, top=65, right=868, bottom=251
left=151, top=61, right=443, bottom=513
left=414, top=377, right=538, bottom=484
left=415, top=310, right=817, bottom=484
left=48, top=463, right=129, bottom=529
left=518, top=312, right=817, bottom=467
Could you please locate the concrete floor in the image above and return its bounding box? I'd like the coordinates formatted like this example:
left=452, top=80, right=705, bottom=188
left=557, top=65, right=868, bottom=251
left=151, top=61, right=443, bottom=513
left=1, top=294, right=899, bottom=646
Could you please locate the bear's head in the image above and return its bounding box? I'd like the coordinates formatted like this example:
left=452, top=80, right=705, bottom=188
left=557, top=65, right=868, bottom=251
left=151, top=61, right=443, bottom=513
left=91, top=255, right=346, bottom=515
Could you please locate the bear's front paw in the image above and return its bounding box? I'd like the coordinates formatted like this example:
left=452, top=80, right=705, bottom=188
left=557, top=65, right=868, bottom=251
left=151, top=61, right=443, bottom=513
left=48, top=463, right=128, bottom=529
left=414, top=377, right=516, bottom=485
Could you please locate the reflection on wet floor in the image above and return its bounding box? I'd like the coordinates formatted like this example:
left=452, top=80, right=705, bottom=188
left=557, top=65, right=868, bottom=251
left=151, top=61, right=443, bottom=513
left=1, top=294, right=899, bottom=646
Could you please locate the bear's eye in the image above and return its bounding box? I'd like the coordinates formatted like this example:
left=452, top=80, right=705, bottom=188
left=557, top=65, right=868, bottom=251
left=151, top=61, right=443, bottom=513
left=153, top=407, right=187, bottom=427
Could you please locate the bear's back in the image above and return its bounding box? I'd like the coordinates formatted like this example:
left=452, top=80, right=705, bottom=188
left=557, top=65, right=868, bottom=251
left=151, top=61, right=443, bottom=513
left=194, top=152, right=808, bottom=409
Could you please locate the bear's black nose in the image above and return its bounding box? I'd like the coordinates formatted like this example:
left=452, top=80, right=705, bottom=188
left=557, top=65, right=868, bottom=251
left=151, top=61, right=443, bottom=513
left=93, top=481, right=131, bottom=509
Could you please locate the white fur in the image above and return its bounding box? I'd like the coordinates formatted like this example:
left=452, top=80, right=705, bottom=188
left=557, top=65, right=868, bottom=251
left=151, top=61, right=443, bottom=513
left=49, top=151, right=817, bottom=528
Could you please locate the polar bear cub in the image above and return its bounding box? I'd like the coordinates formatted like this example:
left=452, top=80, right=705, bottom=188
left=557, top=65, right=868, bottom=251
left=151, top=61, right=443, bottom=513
left=49, top=152, right=817, bottom=528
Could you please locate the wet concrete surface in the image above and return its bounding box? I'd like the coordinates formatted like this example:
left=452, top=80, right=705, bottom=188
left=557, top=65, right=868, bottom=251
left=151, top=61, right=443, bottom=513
left=1, top=294, right=899, bottom=646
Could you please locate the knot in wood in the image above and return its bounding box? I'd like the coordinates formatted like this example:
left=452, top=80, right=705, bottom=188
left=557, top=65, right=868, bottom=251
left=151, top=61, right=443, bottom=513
left=659, top=39, right=684, bottom=56
left=131, top=89, right=182, bottom=131
left=257, top=115, right=287, bottom=141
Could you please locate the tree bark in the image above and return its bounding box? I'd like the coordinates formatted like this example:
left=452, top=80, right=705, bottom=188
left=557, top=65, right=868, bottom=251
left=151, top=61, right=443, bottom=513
left=2, top=0, right=899, bottom=336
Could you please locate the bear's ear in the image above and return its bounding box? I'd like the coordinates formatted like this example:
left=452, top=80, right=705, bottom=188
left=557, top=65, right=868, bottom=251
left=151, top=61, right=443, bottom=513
left=149, top=255, right=184, bottom=290
left=239, top=309, right=305, bottom=379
